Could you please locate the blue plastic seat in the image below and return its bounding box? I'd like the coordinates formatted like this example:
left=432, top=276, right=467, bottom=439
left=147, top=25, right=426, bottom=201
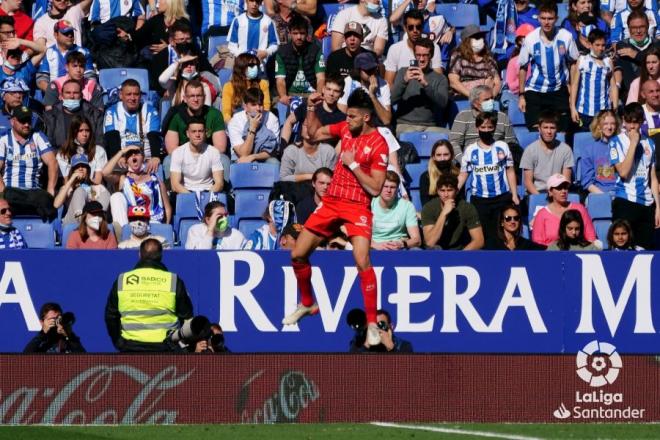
left=586, top=193, right=613, bottom=220
left=61, top=223, right=115, bottom=247
left=507, top=99, right=525, bottom=126
left=238, top=219, right=267, bottom=238
left=398, top=131, right=448, bottom=158
left=277, top=101, right=288, bottom=127
left=594, top=220, right=612, bottom=247
left=121, top=223, right=175, bottom=244
left=529, top=192, right=581, bottom=224
left=435, top=4, right=479, bottom=29
left=160, top=99, right=171, bottom=124
left=173, top=192, right=228, bottom=234
left=515, top=128, right=537, bottom=149
left=234, top=189, right=271, bottom=223
left=229, top=163, right=279, bottom=189
left=208, top=35, right=228, bottom=62
left=12, top=219, right=56, bottom=248
left=573, top=132, right=600, bottom=184
left=557, top=2, right=569, bottom=23
left=405, top=162, right=428, bottom=189
left=178, top=219, right=197, bottom=248
left=99, top=68, right=149, bottom=93
left=410, top=189, right=422, bottom=212
left=217, top=68, right=232, bottom=86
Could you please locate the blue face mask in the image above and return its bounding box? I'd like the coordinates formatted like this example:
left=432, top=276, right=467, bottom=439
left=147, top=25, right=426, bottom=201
left=246, top=65, right=259, bottom=80
left=62, top=99, right=81, bottom=111
left=481, top=99, right=495, bottom=113
left=3, top=61, right=16, bottom=72
left=365, top=1, right=380, bottom=14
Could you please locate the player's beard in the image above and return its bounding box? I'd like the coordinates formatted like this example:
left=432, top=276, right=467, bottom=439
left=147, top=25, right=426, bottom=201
left=348, top=121, right=363, bottom=137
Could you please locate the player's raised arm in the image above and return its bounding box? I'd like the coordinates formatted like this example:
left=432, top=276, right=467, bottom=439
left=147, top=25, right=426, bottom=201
left=304, top=93, right=335, bottom=142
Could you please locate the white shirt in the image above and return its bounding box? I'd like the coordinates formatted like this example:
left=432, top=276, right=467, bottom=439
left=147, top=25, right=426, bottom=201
left=384, top=38, right=442, bottom=72
left=330, top=6, right=388, bottom=53
left=338, top=76, right=391, bottom=108
left=169, top=142, right=223, bottom=191
left=185, top=223, right=246, bottom=250
left=34, top=4, right=86, bottom=47
left=56, top=146, right=108, bottom=177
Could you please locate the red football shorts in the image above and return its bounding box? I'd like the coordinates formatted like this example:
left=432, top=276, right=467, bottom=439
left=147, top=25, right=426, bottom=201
left=304, top=196, right=373, bottom=240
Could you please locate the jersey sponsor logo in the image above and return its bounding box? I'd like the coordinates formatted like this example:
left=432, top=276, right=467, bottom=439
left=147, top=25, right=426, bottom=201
left=609, top=148, right=618, bottom=160
left=473, top=164, right=501, bottom=174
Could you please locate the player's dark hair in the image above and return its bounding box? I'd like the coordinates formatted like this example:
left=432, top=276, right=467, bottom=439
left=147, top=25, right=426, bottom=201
left=346, top=89, right=374, bottom=114
left=587, top=28, right=606, bottom=44
left=312, top=167, right=333, bottom=182
left=623, top=102, right=645, bottom=122
left=65, top=51, right=86, bottom=66
left=476, top=111, right=498, bottom=127
left=187, top=116, right=206, bottom=128
left=413, top=38, right=435, bottom=58
left=403, top=9, right=424, bottom=26
left=289, top=15, right=309, bottom=33
left=325, top=73, right=345, bottom=90
left=436, top=174, right=458, bottom=190
left=244, top=87, right=265, bottom=105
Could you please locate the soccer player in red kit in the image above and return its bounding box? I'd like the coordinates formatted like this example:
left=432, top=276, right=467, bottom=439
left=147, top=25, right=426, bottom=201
left=282, top=89, right=389, bottom=346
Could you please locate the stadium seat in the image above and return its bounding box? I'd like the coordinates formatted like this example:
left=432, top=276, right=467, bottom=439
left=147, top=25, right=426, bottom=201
left=404, top=162, right=428, bottom=189
left=207, top=35, right=228, bottom=62
left=399, top=132, right=448, bottom=158
left=173, top=192, right=228, bottom=235
left=229, top=163, right=279, bottom=189
left=521, top=224, right=530, bottom=239
left=99, top=68, right=149, bottom=93
left=217, top=68, right=232, bottom=86
left=234, top=189, right=271, bottom=223
left=573, top=132, right=599, bottom=184
left=557, top=2, right=569, bottom=23
left=120, top=223, right=175, bottom=244
left=178, top=218, right=197, bottom=248
left=277, top=101, right=288, bottom=127
left=12, top=219, right=56, bottom=249
left=322, top=36, right=333, bottom=59
left=515, top=128, right=537, bottom=149
left=160, top=99, right=171, bottom=124
left=60, top=223, right=116, bottom=247
left=594, top=220, right=612, bottom=247
left=435, top=4, right=479, bottom=30
left=238, top=218, right=267, bottom=238
left=410, top=189, right=422, bottom=212
left=586, top=193, right=612, bottom=220
left=507, top=100, right=525, bottom=126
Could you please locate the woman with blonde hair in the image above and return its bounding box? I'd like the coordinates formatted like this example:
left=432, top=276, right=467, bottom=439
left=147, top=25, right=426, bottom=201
left=579, top=109, right=619, bottom=194
left=419, top=140, right=459, bottom=206
left=222, top=53, right=271, bottom=123
left=134, top=0, right=191, bottom=55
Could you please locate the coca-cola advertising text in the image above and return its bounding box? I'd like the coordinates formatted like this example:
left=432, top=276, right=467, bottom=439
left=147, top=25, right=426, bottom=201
left=0, top=354, right=658, bottom=424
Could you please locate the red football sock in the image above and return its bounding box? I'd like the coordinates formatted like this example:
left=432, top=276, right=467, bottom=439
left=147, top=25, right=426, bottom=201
left=359, top=267, right=378, bottom=324
left=292, top=261, right=315, bottom=307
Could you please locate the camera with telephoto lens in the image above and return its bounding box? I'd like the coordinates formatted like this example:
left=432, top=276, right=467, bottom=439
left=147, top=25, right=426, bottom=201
left=170, top=315, right=212, bottom=344
left=46, top=312, right=75, bottom=341
left=377, top=320, right=389, bottom=332
left=347, top=308, right=367, bottom=347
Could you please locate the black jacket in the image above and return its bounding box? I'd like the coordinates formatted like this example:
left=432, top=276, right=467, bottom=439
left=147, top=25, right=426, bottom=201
left=23, top=331, right=86, bottom=353
left=44, top=101, right=105, bottom=150
left=105, top=259, right=194, bottom=350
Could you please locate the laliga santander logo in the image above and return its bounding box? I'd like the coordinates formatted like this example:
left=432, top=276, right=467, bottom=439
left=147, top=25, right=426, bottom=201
left=576, top=340, right=622, bottom=387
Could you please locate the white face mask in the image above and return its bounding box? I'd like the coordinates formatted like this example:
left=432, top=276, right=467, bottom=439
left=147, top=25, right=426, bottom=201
left=130, top=220, right=149, bottom=237
left=471, top=38, right=485, bottom=53
left=85, top=216, right=102, bottom=230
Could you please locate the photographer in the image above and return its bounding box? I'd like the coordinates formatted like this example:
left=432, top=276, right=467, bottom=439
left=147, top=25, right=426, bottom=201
left=190, top=324, right=230, bottom=353
left=348, top=308, right=413, bottom=353
left=23, top=303, right=85, bottom=353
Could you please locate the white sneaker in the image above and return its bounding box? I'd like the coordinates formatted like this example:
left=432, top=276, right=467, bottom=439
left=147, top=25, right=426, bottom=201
left=367, top=323, right=381, bottom=346
left=282, top=303, right=319, bottom=325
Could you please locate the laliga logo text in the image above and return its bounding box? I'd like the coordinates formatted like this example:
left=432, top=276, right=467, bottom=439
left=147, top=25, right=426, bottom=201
left=553, top=340, right=645, bottom=420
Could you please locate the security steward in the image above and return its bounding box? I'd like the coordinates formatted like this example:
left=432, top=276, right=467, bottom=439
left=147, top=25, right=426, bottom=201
left=105, top=238, right=193, bottom=352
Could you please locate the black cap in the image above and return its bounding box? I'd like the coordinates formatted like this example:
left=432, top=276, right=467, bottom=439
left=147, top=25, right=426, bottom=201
left=82, top=201, right=104, bottom=215
left=11, top=106, right=32, bottom=122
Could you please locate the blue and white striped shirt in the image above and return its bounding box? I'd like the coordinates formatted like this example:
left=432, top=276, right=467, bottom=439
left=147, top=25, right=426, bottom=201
left=38, top=44, right=94, bottom=82
left=609, top=133, right=656, bottom=206
left=104, top=102, right=160, bottom=159
left=461, top=140, right=514, bottom=198
left=610, top=7, right=658, bottom=43
left=227, top=13, right=279, bottom=58
left=0, top=227, right=27, bottom=249
left=0, top=130, right=53, bottom=190
left=602, top=0, right=657, bottom=15
left=518, top=27, right=578, bottom=93
left=89, top=0, right=145, bottom=24
left=202, top=0, right=244, bottom=31
left=576, top=54, right=613, bottom=117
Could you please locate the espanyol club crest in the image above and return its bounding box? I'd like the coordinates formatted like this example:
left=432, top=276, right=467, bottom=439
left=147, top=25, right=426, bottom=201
left=559, top=45, right=566, bottom=56
left=497, top=150, right=506, bottom=161
left=28, top=142, right=36, bottom=151
left=363, top=146, right=371, bottom=154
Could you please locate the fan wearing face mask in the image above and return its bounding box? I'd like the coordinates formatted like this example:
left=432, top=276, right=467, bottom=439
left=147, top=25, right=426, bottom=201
left=447, top=25, right=501, bottom=99
left=159, top=54, right=212, bottom=107
left=118, top=206, right=170, bottom=249
left=222, top=52, right=271, bottom=124
left=65, top=201, right=118, bottom=249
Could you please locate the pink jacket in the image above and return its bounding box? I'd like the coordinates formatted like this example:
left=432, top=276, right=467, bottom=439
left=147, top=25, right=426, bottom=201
left=531, top=203, right=596, bottom=246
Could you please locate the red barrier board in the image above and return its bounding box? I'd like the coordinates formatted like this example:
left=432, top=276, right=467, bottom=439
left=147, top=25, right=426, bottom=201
left=0, top=354, right=658, bottom=424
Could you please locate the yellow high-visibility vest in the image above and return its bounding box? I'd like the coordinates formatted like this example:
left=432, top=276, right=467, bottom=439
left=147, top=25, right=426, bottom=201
left=117, top=268, right=178, bottom=343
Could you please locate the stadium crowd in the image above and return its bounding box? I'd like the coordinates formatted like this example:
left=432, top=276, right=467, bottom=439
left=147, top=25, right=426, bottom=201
left=0, top=0, right=657, bottom=253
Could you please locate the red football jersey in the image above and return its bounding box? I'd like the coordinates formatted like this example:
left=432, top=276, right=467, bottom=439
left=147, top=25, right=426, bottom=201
left=325, top=121, right=389, bottom=206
